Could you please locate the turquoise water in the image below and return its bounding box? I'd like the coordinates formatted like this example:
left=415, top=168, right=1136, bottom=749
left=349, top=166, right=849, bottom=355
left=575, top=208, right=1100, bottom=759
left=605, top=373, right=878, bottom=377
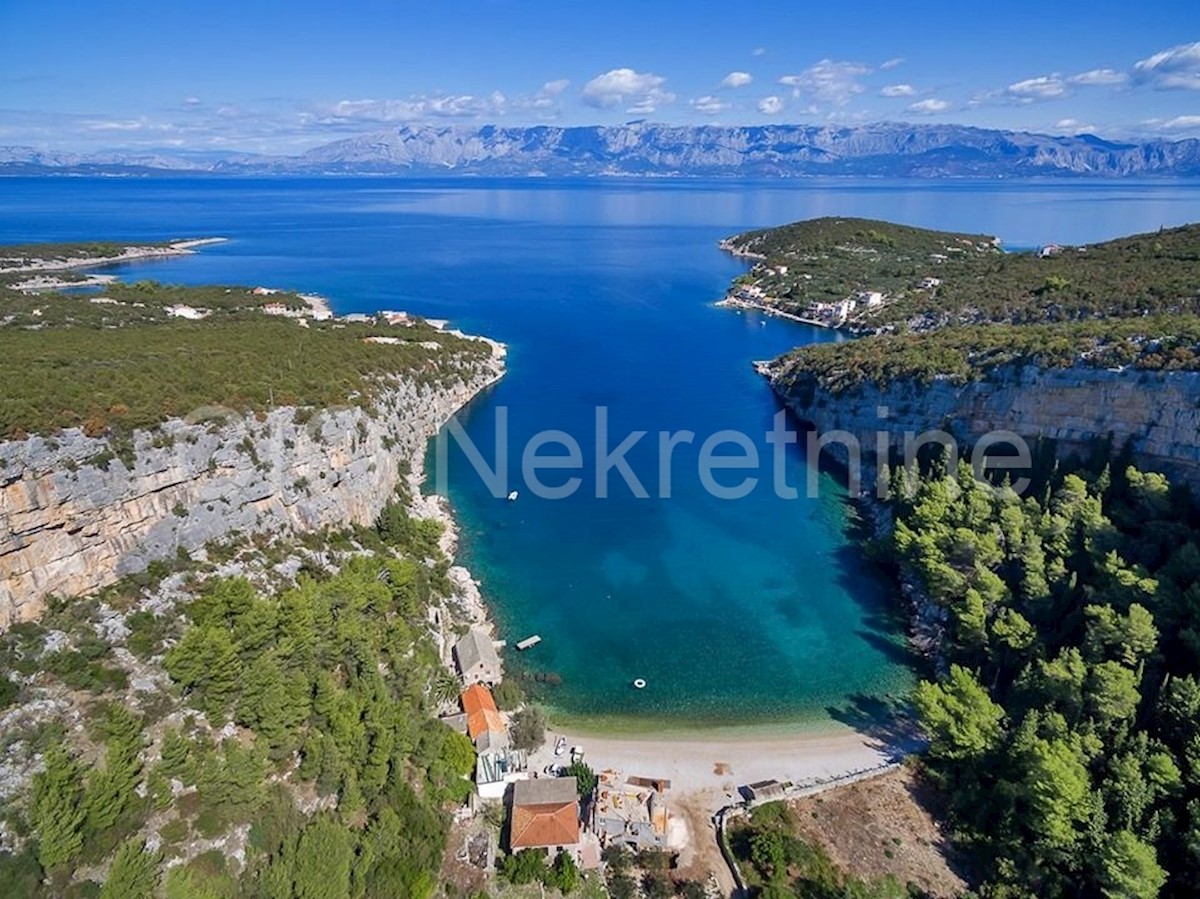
left=4, top=177, right=1200, bottom=730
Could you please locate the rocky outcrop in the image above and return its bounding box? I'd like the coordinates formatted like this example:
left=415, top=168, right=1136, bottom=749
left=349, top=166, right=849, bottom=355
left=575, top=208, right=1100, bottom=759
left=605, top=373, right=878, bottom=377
left=765, top=362, right=1200, bottom=489
left=0, top=349, right=504, bottom=629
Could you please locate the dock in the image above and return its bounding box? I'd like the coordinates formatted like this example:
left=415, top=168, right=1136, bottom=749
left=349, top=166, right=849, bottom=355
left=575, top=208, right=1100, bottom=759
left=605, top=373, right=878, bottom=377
left=515, top=635, right=542, bottom=651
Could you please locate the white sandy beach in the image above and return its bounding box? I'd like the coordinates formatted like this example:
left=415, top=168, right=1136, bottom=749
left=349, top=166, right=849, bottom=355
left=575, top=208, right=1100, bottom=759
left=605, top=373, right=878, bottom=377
left=531, top=719, right=915, bottom=887
left=542, top=721, right=905, bottom=801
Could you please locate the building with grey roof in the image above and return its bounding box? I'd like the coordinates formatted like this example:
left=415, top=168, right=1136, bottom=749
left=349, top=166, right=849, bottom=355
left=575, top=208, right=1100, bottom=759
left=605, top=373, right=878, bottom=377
left=453, top=627, right=502, bottom=686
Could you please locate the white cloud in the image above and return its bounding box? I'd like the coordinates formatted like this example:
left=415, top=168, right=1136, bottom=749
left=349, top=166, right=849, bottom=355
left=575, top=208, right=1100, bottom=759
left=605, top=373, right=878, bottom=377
left=582, top=68, right=675, bottom=114
left=541, top=79, right=570, bottom=96
left=757, top=95, right=784, bottom=115
left=321, top=93, right=508, bottom=123
left=907, top=98, right=950, bottom=115
left=691, top=95, right=729, bottom=114
left=880, top=83, right=917, bottom=98
left=880, top=58, right=905, bottom=70
left=779, top=59, right=871, bottom=105
left=1160, top=114, right=1200, bottom=130
left=721, top=71, right=753, bottom=89
left=1005, top=74, right=1069, bottom=102
left=183, top=97, right=202, bottom=107
left=1068, top=68, right=1127, bottom=86
left=1053, top=118, right=1096, bottom=133
left=1133, top=42, right=1200, bottom=90
left=752, top=47, right=767, bottom=57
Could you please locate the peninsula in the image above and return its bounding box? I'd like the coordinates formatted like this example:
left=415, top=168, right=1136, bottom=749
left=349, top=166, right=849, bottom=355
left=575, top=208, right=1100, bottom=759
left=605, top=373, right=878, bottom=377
left=720, top=216, right=1200, bottom=897
left=719, top=217, right=1200, bottom=488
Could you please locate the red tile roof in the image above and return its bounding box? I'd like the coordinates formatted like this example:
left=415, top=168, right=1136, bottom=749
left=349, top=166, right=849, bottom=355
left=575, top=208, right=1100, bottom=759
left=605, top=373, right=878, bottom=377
left=511, top=792, right=580, bottom=849
left=460, top=683, right=505, bottom=740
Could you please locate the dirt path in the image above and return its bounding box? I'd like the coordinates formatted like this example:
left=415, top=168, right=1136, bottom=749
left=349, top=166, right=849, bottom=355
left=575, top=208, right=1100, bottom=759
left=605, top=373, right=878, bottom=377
left=672, top=790, right=734, bottom=895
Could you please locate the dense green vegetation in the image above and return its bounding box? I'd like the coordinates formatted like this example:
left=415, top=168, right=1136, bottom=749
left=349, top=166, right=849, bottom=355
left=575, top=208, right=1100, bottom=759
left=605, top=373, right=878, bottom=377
left=0, top=243, right=495, bottom=440
left=771, top=315, right=1200, bottom=393
left=728, top=802, right=908, bottom=898
left=886, top=452, right=1200, bottom=897
left=0, top=241, right=170, bottom=265
left=500, top=848, right=581, bottom=892
left=727, top=218, right=1200, bottom=389
left=0, top=506, right=477, bottom=897
left=724, top=217, right=1200, bottom=329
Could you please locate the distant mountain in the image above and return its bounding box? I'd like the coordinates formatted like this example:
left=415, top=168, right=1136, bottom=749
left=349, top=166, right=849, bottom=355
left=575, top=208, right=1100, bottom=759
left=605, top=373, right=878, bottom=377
left=5, top=123, right=1200, bottom=177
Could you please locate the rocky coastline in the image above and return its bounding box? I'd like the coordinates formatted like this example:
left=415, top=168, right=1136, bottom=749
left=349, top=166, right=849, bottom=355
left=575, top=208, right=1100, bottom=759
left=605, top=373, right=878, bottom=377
left=0, top=323, right=507, bottom=629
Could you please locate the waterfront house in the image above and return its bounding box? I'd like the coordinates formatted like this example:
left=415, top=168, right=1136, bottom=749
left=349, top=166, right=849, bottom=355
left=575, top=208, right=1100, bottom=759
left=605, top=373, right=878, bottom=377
left=461, top=684, right=508, bottom=753
left=509, top=777, right=580, bottom=854
left=454, top=627, right=502, bottom=686
left=832, top=297, right=857, bottom=322
left=593, top=770, right=670, bottom=850
left=476, top=748, right=529, bottom=801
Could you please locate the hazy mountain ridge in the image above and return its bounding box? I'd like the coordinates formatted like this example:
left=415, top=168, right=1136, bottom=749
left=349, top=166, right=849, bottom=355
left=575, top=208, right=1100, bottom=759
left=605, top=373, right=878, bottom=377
left=4, top=122, right=1200, bottom=176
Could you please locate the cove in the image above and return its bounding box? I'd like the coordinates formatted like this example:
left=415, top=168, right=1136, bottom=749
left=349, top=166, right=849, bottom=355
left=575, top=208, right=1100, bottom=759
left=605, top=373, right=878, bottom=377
left=5, top=176, right=1200, bottom=731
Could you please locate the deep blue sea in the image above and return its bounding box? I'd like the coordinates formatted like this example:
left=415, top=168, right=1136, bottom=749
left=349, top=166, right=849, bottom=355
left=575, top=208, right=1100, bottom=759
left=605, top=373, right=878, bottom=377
left=3, top=176, right=1199, bottom=732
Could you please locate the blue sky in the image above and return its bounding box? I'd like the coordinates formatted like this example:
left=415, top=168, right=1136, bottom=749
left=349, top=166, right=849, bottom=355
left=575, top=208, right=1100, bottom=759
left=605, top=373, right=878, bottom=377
left=1, top=0, right=1198, bottom=153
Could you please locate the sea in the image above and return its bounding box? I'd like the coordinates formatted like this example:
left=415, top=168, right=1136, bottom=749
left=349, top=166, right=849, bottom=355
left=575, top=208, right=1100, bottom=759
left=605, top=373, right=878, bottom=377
left=3, top=176, right=1199, bottom=733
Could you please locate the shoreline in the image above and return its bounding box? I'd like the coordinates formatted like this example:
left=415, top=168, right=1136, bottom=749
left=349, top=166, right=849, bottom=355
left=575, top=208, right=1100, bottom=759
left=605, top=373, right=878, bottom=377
left=0, top=237, right=228, bottom=275
left=404, top=337, right=508, bottom=656
left=545, top=718, right=913, bottom=797
left=715, top=294, right=841, bottom=330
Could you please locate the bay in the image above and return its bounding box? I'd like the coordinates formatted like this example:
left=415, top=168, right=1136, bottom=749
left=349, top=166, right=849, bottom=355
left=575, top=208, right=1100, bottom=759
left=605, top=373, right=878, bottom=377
left=3, top=175, right=1199, bottom=730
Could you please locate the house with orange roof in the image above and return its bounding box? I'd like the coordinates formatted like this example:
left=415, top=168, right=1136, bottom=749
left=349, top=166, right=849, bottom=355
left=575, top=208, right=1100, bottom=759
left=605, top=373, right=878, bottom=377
left=509, top=777, right=580, bottom=854
left=460, top=683, right=508, bottom=753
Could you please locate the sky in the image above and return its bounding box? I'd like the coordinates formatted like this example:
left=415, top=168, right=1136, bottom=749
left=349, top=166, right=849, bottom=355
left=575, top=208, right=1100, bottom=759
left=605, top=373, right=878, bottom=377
left=1, top=0, right=1199, bottom=154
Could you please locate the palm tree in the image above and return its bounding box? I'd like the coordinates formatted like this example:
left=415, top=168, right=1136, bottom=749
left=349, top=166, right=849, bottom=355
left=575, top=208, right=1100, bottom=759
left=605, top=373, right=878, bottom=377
left=432, top=670, right=461, bottom=705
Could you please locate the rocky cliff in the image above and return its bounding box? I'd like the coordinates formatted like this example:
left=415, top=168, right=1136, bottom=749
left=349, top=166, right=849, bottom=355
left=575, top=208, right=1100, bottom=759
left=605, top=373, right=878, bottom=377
left=764, top=361, right=1200, bottom=489
left=0, top=349, right=504, bottom=629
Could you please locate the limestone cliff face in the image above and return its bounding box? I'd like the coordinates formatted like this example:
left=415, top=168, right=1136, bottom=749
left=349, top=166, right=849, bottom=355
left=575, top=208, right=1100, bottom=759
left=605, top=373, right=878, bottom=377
left=765, top=362, right=1200, bottom=487
left=0, top=354, right=503, bottom=629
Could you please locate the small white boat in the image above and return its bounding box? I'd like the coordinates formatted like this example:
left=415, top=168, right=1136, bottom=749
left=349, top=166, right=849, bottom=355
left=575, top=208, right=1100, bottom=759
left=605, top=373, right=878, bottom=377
left=554, top=737, right=567, bottom=756
left=507, top=490, right=519, bottom=501
left=632, top=678, right=647, bottom=689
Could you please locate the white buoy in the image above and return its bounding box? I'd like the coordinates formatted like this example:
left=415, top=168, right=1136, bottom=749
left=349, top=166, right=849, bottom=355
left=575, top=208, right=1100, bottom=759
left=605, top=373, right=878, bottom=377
left=632, top=678, right=647, bottom=689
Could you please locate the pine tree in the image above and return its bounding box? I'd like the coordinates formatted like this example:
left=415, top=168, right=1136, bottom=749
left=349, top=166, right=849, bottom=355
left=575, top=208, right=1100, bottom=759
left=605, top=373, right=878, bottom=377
left=293, top=815, right=354, bottom=899
left=164, top=624, right=243, bottom=720
left=100, top=837, right=161, bottom=899
left=85, top=705, right=145, bottom=833
left=203, top=627, right=243, bottom=721
left=234, top=600, right=279, bottom=661
left=31, top=745, right=86, bottom=871
left=159, top=728, right=192, bottom=781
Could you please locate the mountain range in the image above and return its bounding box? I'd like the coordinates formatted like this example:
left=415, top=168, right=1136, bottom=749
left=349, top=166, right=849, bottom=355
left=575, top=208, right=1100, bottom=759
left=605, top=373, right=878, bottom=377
left=3, top=122, right=1200, bottom=177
